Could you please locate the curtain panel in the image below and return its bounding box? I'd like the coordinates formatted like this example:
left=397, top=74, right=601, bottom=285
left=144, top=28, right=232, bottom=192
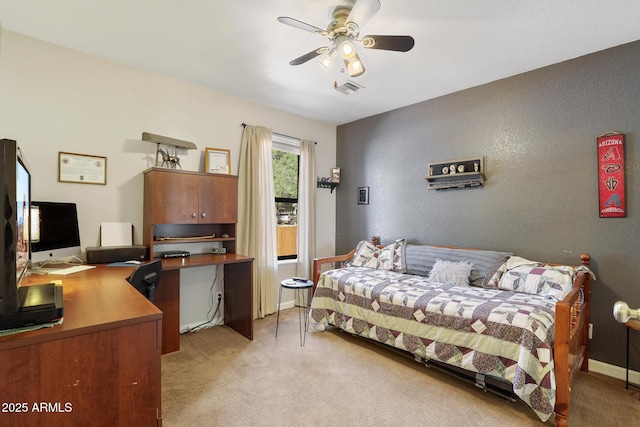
left=296, top=140, right=316, bottom=280
left=237, top=125, right=278, bottom=319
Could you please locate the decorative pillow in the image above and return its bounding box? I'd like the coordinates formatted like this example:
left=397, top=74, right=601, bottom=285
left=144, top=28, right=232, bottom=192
left=428, top=259, right=474, bottom=287
left=498, top=264, right=575, bottom=301
left=505, top=256, right=542, bottom=270
left=481, top=256, right=510, bottom=289
left=392, top=239, right=407, bottom=273
left=349, top=239, right=407, bottom=272
left=349, top=240, right=380, bottom=268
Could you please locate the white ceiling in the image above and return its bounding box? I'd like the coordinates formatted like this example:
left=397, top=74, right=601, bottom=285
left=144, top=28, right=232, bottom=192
left=1, top=0, right=640, bottom=125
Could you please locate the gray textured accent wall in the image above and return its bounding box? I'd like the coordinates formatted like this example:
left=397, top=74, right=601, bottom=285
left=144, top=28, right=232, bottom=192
left=336, top=40, right=640, bottom=369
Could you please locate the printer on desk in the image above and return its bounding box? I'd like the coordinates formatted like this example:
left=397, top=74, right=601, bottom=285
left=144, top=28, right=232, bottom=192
left=87, top=222, right=148, bottom=264
left=86, top=245, right=148, bottom=264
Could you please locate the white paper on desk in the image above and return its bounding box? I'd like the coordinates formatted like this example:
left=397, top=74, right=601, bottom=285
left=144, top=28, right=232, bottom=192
left=101, top=222, right=133, bottom=246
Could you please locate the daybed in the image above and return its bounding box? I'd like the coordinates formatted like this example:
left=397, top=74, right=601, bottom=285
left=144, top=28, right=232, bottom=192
left=310, top=237, right=592, bottom=427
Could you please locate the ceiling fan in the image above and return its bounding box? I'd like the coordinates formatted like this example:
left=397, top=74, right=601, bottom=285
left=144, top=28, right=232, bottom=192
left=277, top=0, right=415, bottom=78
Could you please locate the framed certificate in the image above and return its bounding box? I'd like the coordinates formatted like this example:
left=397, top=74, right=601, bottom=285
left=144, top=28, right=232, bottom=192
left=205, top=147, right=231, bottom=174
left=58, top=152, right=107, bottom=185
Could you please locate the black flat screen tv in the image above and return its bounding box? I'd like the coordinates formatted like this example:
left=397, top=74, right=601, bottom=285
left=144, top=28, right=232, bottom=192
left=0, top=139, right=64, bottom=330
left=0, top=138, right=30, bottom=315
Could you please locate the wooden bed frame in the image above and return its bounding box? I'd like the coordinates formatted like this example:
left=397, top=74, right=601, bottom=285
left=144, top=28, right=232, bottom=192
left=312, top=237, right=591, bottom=427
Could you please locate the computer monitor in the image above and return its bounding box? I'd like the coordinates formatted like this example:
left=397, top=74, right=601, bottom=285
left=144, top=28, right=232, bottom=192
left=126, top=260, right=162, bottom=302
left=0, top=139, right=31, bottom=315
left=0, top=139, right=64, bottom=331
left=30, top=201, right=82, bottom=265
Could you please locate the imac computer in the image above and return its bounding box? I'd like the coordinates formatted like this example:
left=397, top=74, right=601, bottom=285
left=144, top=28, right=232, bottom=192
left=30, top=201, right=82, bottom=266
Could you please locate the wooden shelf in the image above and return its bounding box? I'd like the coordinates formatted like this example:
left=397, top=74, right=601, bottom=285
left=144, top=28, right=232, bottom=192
left=425, top=157, right=485, bottom=190
left=153, top=236, right=235, bottom=245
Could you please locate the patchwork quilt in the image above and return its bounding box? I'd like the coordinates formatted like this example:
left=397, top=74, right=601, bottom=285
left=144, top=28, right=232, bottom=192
left=310, top=266, right=560, bottom=422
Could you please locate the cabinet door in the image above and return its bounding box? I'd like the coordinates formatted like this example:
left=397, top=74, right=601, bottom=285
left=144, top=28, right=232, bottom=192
left=150, top=171, right=199, bottom=224
left=198, top=174, right=238, bottom=224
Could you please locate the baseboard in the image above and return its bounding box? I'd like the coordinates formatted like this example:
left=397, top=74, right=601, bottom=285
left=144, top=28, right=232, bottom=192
left=589, top=358, right=640, bottom=385
left=278, top=301, right=296, bottom=310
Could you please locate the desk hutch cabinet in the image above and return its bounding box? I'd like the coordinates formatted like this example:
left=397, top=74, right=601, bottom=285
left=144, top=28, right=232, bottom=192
left=143, top=168, right=238, bottom=255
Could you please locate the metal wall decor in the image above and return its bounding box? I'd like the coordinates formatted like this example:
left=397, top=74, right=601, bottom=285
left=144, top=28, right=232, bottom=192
left=317, top=168, right=340, bottom=193
left=142, top=132, right=197, bottom=170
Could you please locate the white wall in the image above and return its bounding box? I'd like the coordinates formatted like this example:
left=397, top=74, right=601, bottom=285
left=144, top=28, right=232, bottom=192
left=0, top=30, right=337, bottom=328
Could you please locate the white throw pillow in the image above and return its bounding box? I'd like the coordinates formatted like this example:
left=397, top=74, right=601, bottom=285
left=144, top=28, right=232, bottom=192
left=428, top=259, right=474, bottom=287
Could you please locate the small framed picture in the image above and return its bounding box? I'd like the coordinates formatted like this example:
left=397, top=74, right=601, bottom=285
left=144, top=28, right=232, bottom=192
left=205, top=147, right=231, bottom=174
left=58, top=152, right=107, bottom=185
left=358, top=186, right=369, bottom=205
left=331, top=167, right=341, bottom=183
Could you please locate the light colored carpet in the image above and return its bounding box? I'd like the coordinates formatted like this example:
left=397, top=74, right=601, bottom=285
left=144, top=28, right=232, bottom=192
left=162, top=308, right=640, bottom=426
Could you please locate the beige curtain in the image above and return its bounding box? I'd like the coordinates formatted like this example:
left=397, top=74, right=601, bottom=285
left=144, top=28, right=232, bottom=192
left=237, top=125, right=278, bottom=319
left=296, top=140, right=316, bottom=280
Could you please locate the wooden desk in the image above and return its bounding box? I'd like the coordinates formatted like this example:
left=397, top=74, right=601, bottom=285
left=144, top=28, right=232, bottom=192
left=0, top=266, right=162, bottom=427
left=156, top=253, right=254, bottom=354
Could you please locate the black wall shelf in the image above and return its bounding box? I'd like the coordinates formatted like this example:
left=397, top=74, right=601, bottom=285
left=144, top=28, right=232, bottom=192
left=425, top=157, right=485, bottom=190
left=317, top=180, right=339, bottom=193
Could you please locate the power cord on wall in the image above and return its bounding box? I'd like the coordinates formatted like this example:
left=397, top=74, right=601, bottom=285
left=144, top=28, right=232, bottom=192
left=180, top=267, right=222, bottom=334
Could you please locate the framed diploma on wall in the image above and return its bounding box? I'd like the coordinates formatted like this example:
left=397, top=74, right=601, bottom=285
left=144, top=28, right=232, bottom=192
left=58, top=152, right=107, bottom=185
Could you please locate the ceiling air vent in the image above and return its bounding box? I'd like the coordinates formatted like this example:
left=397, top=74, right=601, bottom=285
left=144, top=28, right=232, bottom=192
left=334, top=80, right=364, bottom=95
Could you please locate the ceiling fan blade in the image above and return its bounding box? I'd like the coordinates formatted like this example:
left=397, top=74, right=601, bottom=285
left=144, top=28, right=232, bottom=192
left=347, top=0, right=381, bottom=29
left=289, top=47, right=328, bottom=66
left=361, top=35, right=415, bottom=52
left=277, top=16, right=325, bottom=35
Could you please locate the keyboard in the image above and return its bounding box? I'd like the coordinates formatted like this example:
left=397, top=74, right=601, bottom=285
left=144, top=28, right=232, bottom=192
left=46, top=265, right=96, bottom=275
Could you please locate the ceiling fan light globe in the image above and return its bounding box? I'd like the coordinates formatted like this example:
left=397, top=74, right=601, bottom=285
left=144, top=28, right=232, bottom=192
left=336, top=35, right=357, bottom=59
left=317, top=46, right=337, bottom=71
left=318, top=56, right=332, bottom=70
left=345, top=54, right=365, bottom=77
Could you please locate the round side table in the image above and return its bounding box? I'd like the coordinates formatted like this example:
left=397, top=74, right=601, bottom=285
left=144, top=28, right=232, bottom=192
left=275, top=278, right=314, bottom=346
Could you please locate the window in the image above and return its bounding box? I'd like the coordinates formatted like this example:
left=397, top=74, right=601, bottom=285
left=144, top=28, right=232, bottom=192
left=272, top=135, right=300, bottom=260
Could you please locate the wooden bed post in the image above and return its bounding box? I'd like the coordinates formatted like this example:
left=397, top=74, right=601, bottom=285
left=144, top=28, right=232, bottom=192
left=554, top=253, right=591, bottom=427
left=580, top=253, right=591, bottom=372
